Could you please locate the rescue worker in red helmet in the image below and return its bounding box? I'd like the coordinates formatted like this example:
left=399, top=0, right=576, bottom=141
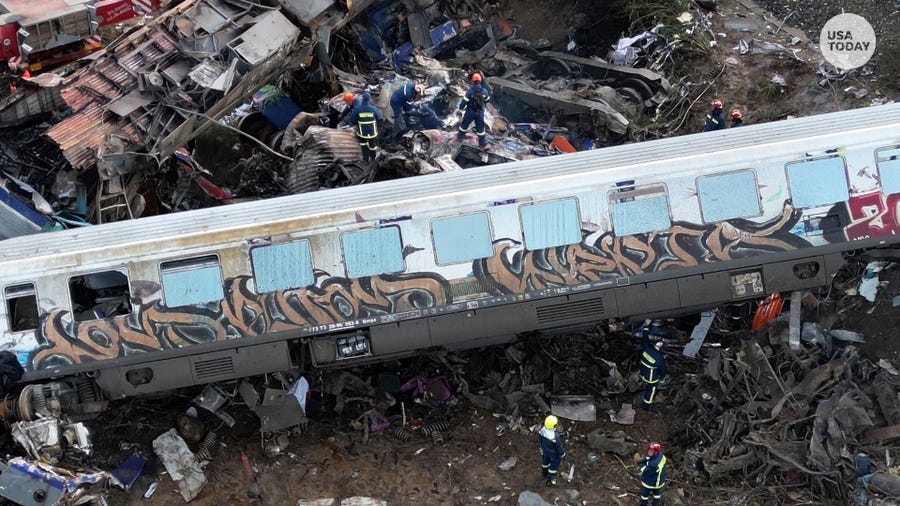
left=703, top=98, right=726, bottom=132
left=337, top=91, right=362, bottom=125
left=636, top=442, right=667, bottom=506
left=730, top=108, right=744, bottom=127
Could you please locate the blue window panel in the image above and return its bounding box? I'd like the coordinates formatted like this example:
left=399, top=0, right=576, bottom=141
left=520, top=199, right=581, bottom=250
left=786, top=157, right=849, bottom=208
left=432, top=213, right=493, bottom=264
left=611, top=194, right=671, bottom=236
left=251, top=241, right=314, bottom=293
left=162, top=264, right=223, bottom=307
left=342, top=227, right=404, bottom=278
left=698, top=170, right=760, bottom=222
left=879, top=152, right=900, bottom=195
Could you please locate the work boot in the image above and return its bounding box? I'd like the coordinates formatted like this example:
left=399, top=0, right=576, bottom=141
left=545, top=478, right=557, bottom=487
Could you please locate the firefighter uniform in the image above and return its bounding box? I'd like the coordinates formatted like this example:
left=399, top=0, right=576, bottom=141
left=639, top=325, right=667, bottom=410
left=703, top=100, right=726, bottom=132
left=347, top=95, right=382, bottom=162
left=638, top=445, right=667, bottom=506
left=457, top=83, right=490, bottom=147
left=538, top=415, right=565, bottom=486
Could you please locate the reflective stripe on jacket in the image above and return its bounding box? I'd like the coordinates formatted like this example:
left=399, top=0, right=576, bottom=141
left=639, top=452, right=667, bottom=489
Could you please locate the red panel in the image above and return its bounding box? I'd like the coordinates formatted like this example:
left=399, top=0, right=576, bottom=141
left=0, top=22, right=21, bottom=61
left=96, top=0, right=137, bottom=26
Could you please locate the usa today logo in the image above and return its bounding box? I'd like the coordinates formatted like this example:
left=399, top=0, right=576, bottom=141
left=820, top=13, right=876, bottom=69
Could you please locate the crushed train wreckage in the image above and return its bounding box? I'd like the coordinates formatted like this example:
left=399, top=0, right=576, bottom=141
left=0, top=0, right=671, bottom=238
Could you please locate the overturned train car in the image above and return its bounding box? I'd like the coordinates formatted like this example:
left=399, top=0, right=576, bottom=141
left=2, top=104, right=900, bottom=415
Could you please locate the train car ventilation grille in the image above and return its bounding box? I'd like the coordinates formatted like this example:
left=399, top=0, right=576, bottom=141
left=536, top=299, right=604, bottom=324
left=193, top=357, right=235, bottom=382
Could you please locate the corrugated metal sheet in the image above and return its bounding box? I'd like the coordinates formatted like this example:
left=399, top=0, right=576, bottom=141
left=46, top=28, right=176, bottom=170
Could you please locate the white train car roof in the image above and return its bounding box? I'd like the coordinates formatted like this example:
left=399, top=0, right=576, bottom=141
left=2, top=102, right=900, bottom=278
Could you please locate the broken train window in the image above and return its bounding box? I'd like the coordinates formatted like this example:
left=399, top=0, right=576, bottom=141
left=5, top=283, right=39, bottom=332
left=69, top=270, right=133, bottom=322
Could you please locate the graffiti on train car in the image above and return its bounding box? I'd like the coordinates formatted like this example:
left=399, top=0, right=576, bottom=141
left=22, top=201, right=850, bottom=371
left=474, top=202, right=810, bottom=293
left=29, top=273, right=452, bottom=370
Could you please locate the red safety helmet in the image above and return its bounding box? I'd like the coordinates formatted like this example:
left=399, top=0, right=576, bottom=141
left=712, top=98, right=723, bottom=109
left=471, top=72, right=483, bottom=83
left=648, top=443, right=662, bottom=454
left=342, top=92, right=355, bottom=104
left=731, top=109, right=742, bottom=119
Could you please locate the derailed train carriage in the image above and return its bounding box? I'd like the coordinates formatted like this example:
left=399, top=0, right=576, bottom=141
left=1, top=103, right=899, bottom=419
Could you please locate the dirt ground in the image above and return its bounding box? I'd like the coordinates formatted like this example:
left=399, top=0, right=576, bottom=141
left=104, top=385, right=674, bottom=505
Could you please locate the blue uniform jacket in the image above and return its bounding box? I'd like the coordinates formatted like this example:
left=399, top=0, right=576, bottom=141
left=639, top=451, right=667, bottom=488
left=347, top=102, right=382, bottom=138
left=703, top=108, right=725, bottom=131
left=390, top=83, right=418, bottom=114
left=338, top=97, right=362, bottom=122
left=459, top=83, right=490, bottom=112
left=538, top=427, right=565, bottom=457
left=639, top=330, right=666, bottom=383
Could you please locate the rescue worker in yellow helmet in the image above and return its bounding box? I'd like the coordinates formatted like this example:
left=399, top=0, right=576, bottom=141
left=538, top=414, right=565, bottom=486
left=637, top=442, right=667, bottom=506
left=347, top=91, right=382, bottom=162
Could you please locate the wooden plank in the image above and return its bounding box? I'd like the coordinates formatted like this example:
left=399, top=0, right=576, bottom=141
left=863, top=424, right=900, bottom=444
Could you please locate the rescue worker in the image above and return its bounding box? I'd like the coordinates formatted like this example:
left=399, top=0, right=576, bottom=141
left=347, top=91, right=381, bottom=162
left=390, top=82, right=425, bottom=138
left=538, top=414, right=565, bottom=486
left=702, top=98, right=726, bottom=132
left=730, top=108, right=744, bottom=127
left=637, top=442, right=667, bottom=506
left=416, top=104, right=445, bottom=130
left=457, top=73, right=491, bottom=147
left=639, top=319, right=666, bottom=411
left=337, top=91, right=361, bottom=125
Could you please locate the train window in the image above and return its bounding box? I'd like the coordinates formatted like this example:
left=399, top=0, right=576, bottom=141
left=431, top=213, right=494, bottom=264
left=160, top=256, right=224, bottom=307
left=69, top=270, right=133, bottom=322
left=609, top=186, right=671, bottom=236
left=519, top=199, right=581, bottom=250
left=876, top=147, right=900, bottom=195
left=786, top=156, right=849, bottom=208
left=697, top=170, right=761, bottom=222
left=250, top=240, right=315, bottom=293
left=5, top=283, right=39, bottom=332
left=342, top=226, right=404, bottom=278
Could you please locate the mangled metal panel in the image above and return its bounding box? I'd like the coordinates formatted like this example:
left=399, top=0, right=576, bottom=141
left=490, top=77, right=630, bottom=134
left=0, top=180, right=51, bottom=239
left=229, top=10, right=300, bottom=66
left=0, top=82, right=65, bottom=128
left=534, top=51, right=672, bottom=104
left=276, top=0, right=379, bottom=29
left=45, top=0, right=314, bottom=172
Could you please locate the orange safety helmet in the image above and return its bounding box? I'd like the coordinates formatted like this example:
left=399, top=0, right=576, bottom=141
left=471, top=72, right=482, bottom=83
left=712, top=98, right=723, bottom=109
left=342, top=91, right=355, bottom=104
left=648, top=443, right=662, bottom=454
left=731, top=109, right=742, bottom=119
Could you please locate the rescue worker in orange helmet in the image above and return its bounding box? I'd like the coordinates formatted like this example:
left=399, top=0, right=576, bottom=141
left=347, top=91, right=382, bottom=162
left=703, top=98, right=726, bottom=132
left=538, top=415, right=566, bottom=486
left=730, top=108, right=744, bottom=127
left=457, top=75, right=491, bottom=147
left=637, top=442, right=667, bottom=506
left=337, top=91, right=361, bottom=125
